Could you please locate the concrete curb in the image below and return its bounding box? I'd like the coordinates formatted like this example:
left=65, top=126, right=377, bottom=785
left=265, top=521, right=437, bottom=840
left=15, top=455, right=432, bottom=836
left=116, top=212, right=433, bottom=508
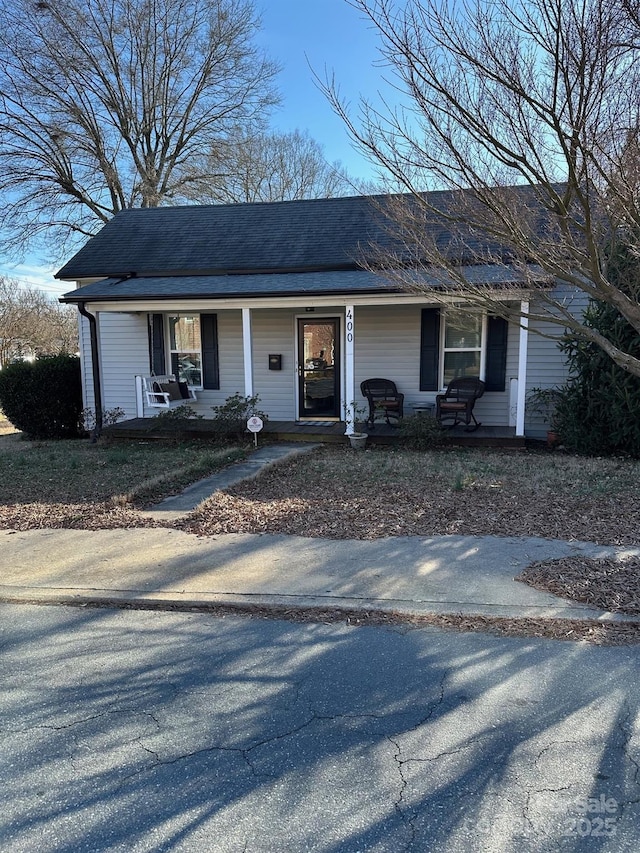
left=1, top=585, right=639, bottom=623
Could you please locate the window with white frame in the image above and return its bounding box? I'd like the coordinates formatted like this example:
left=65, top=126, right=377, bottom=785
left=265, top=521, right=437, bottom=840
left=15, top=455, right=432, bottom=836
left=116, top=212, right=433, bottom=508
left=441, top=311, right=485, bottom=387
left=168, top=314, right=202, bottom=387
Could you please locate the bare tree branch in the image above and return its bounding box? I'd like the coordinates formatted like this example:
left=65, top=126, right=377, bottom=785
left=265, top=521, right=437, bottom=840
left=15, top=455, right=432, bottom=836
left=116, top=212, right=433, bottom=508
left=184, top=128, right=363, bottom=203
left=324, top=0, right=640, bottom=376
left=0, top=0, right=280, bottom=258
left=0, top=277, right=78, bottom=366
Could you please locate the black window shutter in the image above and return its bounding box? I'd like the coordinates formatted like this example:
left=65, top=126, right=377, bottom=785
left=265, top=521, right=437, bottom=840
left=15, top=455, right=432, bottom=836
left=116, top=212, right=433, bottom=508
left=420, top=308, right=440, bottom=391
left=149, top=314, right=165, bottom=374
left=485, top=316, right=508, bottom=392
left=201, top=314, right=220, bottom=390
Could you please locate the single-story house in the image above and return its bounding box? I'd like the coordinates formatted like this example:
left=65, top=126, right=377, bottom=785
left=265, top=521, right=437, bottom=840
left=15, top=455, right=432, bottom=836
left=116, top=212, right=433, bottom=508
left=57, top=192, right=581, bottom=437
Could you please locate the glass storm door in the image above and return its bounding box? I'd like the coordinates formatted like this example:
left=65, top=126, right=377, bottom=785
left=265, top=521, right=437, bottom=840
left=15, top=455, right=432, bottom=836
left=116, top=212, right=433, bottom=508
left=298, top=318, right=340, bottom=418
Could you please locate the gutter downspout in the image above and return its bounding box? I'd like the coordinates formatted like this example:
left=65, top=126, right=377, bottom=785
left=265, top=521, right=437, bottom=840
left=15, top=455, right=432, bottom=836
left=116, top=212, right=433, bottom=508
left=77, top=302, right=102, bottom=441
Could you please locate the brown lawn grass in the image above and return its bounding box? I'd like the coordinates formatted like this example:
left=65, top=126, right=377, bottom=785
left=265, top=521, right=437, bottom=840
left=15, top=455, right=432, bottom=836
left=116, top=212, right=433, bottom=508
left=179, top=444, right=640, bottom=546
left=0, top=437, right=244, bottom=503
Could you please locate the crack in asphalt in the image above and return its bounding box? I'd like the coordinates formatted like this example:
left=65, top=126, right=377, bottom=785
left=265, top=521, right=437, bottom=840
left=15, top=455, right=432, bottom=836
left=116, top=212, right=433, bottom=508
left=123, top=711, right=371, bottom=780
left=533, top=739, right=581, bottom=767
left=385, top=733, right=415, bottom=851
left=10, top=707, right=161, bottom=735
left=10, top=660, right=637, bottom=851
left=379, top=669, right=450, bottom=852
left=522, top=789, right=537, bottom=837
left=522, top=786, right=571, bottom=840
left=93, top=693, right=450, bottom=853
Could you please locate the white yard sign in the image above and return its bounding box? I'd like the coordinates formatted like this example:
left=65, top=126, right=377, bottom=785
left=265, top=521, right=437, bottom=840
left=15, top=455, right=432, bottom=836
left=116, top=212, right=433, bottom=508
left=247, top=415, right=263, bottom=447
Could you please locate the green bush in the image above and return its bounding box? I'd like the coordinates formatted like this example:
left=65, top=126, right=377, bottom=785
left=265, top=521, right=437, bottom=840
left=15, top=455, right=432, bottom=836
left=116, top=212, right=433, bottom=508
left=0, top=354, right=83, bottom=439
left=210, top=393, right=268, bottom=442
left=152, top=404, right=203, bottom=427
left=555, top=244, right=640, bottom=457
left=556, top=306, right=640, bottom=457
left=399, top=413, right=449, bottom=450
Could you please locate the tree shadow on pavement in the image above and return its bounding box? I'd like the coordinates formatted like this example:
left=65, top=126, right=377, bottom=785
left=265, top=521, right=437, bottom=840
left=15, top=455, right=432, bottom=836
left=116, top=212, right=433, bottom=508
left=0, top=603, right=638, bottom=852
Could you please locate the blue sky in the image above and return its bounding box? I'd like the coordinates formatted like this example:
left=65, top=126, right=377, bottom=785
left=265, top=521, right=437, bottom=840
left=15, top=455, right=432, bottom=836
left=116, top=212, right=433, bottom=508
left=1, top=0, right=389, bottom=296
left=257, top=0, right=386, bottom=177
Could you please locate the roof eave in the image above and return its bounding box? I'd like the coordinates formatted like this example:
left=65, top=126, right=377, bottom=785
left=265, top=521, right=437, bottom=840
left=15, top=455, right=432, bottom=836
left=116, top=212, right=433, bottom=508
left=55, top=262, right=364, bottom=282
left=60, top=286, right=405, bottom=304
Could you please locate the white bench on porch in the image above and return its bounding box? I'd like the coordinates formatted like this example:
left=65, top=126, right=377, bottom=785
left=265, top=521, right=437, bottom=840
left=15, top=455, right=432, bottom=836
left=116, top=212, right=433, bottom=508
left=140, top=375, right=198, bottom=409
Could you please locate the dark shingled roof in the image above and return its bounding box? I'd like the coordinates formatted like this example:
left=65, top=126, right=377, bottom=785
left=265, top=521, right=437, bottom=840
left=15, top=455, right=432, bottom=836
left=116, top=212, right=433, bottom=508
left=56, top=194, right=398, bottom=280
left=61, top=265, right=549, bottom=303
left=57, top=187, right=556, bottom=301
left=62, top=270, right=393, bottom=302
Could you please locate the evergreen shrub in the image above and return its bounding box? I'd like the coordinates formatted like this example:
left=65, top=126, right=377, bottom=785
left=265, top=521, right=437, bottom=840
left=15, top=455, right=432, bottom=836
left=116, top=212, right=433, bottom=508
left=555, top=244, right=640, bottom=457
left=0, top=354, right=83, bottom=439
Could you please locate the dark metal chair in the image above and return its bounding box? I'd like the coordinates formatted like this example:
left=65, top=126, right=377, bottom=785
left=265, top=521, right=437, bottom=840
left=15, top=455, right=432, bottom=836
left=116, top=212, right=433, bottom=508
left=360, top=378, right=404, bottom=429
left=436, top=377, right=486, bottom=431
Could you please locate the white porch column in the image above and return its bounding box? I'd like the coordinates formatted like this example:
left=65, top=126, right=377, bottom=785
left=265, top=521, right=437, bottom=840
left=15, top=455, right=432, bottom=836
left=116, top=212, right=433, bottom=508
left=242, top=307, right=253, bottom=397
left=516, top=300, right=529, bottom=437
left=344, top=305, right=355, bottom=434
left=135, top=375, right=145, bottom=418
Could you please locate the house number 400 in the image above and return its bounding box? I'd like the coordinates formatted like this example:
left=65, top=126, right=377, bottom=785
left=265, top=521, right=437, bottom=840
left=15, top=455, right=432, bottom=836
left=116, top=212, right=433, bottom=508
left=346, top=309, right=354, bottom=343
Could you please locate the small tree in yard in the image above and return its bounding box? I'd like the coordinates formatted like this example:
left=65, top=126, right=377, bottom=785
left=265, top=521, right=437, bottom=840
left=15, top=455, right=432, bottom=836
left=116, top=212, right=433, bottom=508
left=0, top=354, right=83, bottom=439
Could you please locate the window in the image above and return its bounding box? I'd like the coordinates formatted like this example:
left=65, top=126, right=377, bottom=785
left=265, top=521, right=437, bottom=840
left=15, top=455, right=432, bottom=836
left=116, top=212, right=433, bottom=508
left=149, top=313, right=219, bottom=390
left=168, top=315, right=202, bottom=386
left=420, top=308, right=507, bottom=392
left=442, top=312, right=484, bottom=386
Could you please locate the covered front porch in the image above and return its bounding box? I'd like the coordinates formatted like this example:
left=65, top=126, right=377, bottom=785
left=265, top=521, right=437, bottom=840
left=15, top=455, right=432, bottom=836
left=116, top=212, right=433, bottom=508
left=77, top=289, right=535, bottom=439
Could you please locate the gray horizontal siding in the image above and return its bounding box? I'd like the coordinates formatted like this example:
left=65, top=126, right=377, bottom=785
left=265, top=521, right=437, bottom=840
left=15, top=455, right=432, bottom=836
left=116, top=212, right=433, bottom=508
left=525, top=285, right=587, bottom=435
left=91, top=310, right=245, bottom=420
left=141, top=310, right=245, bottom=416
left=354, top=306, right=514, bottom=426
left=191, top=310, right=245, bottom=413
left=99, top=313, right=150, bottom=418
left=252, top=309, right=298, bottom=420
left=84, top=300, right=574, bottom=430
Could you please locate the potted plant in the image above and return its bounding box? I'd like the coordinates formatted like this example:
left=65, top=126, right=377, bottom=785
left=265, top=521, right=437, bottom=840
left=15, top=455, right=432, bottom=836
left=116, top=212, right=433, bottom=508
left=526, top=387, right=563, bottom=446
left=343, top=400, right=368, bottom=449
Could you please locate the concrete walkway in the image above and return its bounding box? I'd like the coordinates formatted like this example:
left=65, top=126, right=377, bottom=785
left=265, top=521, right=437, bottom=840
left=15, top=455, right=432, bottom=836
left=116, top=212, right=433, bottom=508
left=1, top=442, right=638, bottom=622
left=1, top=527, right=638, bottom=622
left=140, top=442, right=320, bottom=521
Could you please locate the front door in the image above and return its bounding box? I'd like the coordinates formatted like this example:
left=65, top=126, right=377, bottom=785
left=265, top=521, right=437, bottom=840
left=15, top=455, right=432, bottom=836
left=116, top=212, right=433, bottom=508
left=298, top=318, right=340, bottom=419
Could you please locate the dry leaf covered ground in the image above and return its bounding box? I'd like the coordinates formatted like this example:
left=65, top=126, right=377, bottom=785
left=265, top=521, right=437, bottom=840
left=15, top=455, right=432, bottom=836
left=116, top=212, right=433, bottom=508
left=175, top=445, right=640, bottom=624
left=179, top=445, right=639, bottom=546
